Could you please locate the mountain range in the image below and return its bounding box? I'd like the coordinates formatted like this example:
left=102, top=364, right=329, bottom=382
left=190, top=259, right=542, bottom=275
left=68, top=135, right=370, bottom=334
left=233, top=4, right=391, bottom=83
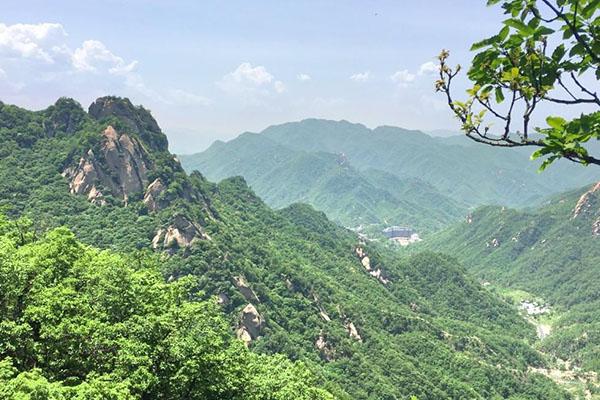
left=180, top=119, right=600, bottom=235
left=0, top=97, right=578, bottom=399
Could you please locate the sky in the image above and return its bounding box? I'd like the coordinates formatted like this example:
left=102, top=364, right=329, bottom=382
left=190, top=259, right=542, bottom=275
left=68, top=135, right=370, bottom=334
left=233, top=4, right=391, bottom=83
left=1, top=1, right=508, bottom=153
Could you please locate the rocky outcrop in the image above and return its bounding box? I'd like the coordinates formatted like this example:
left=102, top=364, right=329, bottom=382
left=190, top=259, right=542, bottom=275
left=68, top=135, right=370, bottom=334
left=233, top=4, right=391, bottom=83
left=345, top=320, right=362, bottom=342
left=233, top=275, right=260, bottom=303
left=236, top=304, right=264, bottom=346
left=571, top=182, right=600, bottom=236
left=315, top=332, right=335, bottom=361
left=143, top=178, right=166, bottom=212
left=152, top=214, right=209, bottom=250
left=486, top=238, right=500, bottom=248
left=572, top=182, right=600, bottom=219
left=89, top=96, right=168, bottom=152
left=354, top=246, right=389, bottom=285
left=217, top=293, right=230, bottom=306
left=312, top=293, right=331, bottom=322
left=142, top=175, right=210, bottom=213
left=63, top=125, right=150, bottom=204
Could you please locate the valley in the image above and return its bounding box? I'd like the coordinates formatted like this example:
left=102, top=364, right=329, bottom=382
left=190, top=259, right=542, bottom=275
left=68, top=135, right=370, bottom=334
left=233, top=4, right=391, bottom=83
left=3, top=1, right=600, bottom=398
left=1, top=96, right=594, bottom=399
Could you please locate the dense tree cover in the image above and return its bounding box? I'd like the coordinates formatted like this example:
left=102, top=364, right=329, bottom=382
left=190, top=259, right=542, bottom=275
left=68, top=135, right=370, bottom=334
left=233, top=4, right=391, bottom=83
left=180, top=131, right=465, bottom=235
left=181, top=119, right=600, bottom=224
left=438, top=0, right=600, bottom=169
left=0, top=214, right=333, bottom=399
left=0, top=97, right=575, bottom=399
left=420, top=184, right=600, bottom=374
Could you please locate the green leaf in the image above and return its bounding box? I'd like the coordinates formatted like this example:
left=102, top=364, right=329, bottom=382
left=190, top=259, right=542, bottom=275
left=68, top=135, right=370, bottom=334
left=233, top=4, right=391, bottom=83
left=546, top=116, right=566, bottom=130
left=503, top=18, right=534, bottom=35
left=495, top=87, right=505, bottom=103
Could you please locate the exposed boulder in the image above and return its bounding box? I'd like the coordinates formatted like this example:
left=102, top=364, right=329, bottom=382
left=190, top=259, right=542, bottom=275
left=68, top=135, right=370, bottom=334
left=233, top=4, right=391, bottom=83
left=315, top=332, right=335, bottom=361
left=152, top=214, right=209, bottom=250
left=593, top=218, right=600, bottom=237
left=143, top=178, right=166, bottom=212
left=345, top=320, right=362, bottom=342
left=88, top=96, right=168, bottom=152
left=217, top=293, right=230, bottom=306
left=63, top=126, right=150, bottom=203
left=233, top=275, right=260, bottom=303
left=236, top=303, right=264, bottom=346
left=487, top=238, right=500, bottom=248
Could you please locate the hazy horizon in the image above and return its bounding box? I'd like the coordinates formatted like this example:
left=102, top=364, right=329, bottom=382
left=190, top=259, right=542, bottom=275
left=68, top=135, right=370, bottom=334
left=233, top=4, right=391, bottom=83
left=2, top=1, right=505, bottom=153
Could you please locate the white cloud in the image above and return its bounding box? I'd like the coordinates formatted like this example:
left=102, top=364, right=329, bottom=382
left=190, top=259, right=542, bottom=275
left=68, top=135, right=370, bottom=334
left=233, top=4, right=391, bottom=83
left=297, top=73, right=311, bottom=81
left=168, top=88, right=212, bottom=106
left=72, top=40, right=137, bottom=75
left=390, top=69, right=416, bottom=86
left=218, top=62, right=285, bottom=102
left=226, top=62, right=273, bottom=85
left=350, top=71, right=371, bottom=82
left=274, top=80, right=286, bottom=93
left=0, top=67, right=6, bottom=79
left=0, top=22, right=67, bottom=63
left=0, top=23, right=159, bottom=101
left=418, top=61, right=439, bottom=76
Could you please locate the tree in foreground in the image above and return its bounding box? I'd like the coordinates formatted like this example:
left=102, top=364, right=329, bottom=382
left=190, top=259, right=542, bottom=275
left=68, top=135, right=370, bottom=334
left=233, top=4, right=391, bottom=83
left=0, top=215, right=333, bottom=400
left=437, top=0, right=600, bottom=169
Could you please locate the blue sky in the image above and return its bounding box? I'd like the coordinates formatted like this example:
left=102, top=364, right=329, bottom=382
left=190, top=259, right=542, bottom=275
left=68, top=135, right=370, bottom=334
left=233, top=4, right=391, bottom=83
left=1, top=1, right=506, bottom=152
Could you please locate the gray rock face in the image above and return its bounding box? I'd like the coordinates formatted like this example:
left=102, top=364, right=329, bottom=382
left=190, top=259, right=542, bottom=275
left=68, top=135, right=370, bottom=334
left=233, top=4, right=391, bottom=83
left=143, top=178, right=166, bottom=212
left=236, top=303, right=264, bottom=346
left=152, top=214, right=209, bottom=250
left=88, top=96, right=168, bottom=152
left=233, top=275, right=260, bottom=303
left=63, top=126, right=150, bottom=204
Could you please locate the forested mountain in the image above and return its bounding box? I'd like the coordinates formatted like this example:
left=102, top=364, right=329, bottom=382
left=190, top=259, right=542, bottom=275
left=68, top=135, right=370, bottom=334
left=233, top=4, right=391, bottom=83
left=180, top=120, right=600, bottom=229
left=180, top=132, right=465, bottom=234
left=421, top=183, right=600, bottom=377
left=0, top=97, right=572, bottom=399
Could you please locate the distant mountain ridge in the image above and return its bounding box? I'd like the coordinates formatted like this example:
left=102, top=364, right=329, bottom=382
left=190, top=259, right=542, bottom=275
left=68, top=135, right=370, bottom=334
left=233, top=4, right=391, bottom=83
left=180, top=118, right=600, bottom=233
left=180, top=126, right=466, bottom=234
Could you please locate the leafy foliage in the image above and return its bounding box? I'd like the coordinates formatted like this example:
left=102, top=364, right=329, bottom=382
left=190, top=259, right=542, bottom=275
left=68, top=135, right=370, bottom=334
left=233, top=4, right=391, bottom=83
left=438, top=0, right=600, bottom=169
left=0, top=215, right=333, bottom=399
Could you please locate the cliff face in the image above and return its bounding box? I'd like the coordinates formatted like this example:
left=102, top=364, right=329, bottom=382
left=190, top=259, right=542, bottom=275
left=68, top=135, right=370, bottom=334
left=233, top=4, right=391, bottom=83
left=88, top=96, right=169, bottom=152
left=572, top=181, right=600, bottom=236
left=63, top=125, right=151, bottom=204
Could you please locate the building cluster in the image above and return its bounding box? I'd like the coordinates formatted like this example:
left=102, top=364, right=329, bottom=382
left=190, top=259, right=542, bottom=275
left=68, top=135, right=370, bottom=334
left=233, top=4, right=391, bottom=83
left=382, top=226, right=421, bottom=246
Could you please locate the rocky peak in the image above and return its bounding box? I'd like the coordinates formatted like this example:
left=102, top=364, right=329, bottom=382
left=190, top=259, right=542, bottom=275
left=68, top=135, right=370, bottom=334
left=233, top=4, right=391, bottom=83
left=88, top=96, right=168, bottom=152
left=63, top=125, right=150, bottom=204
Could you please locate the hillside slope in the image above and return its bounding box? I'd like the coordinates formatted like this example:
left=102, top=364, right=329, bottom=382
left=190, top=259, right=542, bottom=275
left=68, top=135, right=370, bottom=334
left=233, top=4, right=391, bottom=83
left=421, top=183, right=600, bottom=375
left=180, top=132, right=465, bottom=234
left=0, top=97, right=572, bottom=399
left=188, top=118, right=599, bottom=206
